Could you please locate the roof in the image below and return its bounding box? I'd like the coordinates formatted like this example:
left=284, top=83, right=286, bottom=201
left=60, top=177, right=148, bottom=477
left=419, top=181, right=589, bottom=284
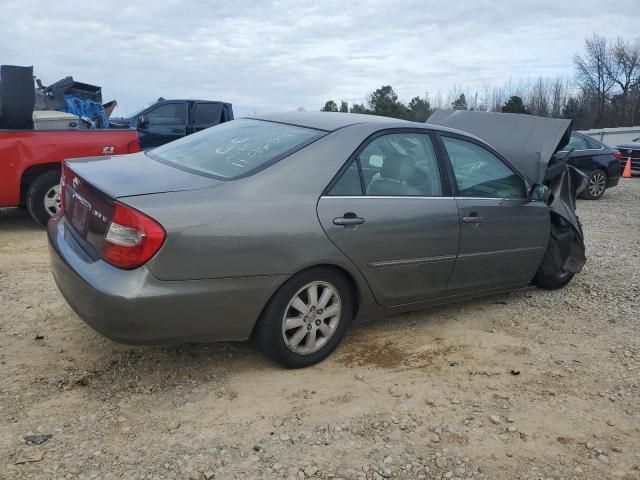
left=247, top=111, right=413, bottom=131
left=157, top=99, right=232, bottom=105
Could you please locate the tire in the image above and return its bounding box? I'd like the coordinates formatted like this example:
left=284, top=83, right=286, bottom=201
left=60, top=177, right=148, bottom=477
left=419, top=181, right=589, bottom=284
left=580, top=168, right=607, bottom=200
left=534, top=269, right=574, bottom=290
left=26, top=171, right=62, bottom=226
left=254, top=267, right=353, bottom=368
left=533, top=214, right=583, bottom=290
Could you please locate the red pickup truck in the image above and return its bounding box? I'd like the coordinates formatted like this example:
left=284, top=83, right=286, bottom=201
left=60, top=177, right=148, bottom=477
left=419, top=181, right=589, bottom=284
left=0, top=130, right=140, bottom=225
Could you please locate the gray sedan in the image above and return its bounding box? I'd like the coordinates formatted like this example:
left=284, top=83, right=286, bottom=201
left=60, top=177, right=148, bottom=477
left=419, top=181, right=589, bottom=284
left=48, top=111, right=580, bottom=368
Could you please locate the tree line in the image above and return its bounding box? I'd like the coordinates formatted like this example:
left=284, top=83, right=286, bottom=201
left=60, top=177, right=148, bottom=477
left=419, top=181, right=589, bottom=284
left=320, top=34, right=640, bottom=129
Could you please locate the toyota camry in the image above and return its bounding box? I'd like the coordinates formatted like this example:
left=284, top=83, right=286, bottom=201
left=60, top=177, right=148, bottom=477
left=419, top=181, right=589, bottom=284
left=48, top=111, right=585, bottom=368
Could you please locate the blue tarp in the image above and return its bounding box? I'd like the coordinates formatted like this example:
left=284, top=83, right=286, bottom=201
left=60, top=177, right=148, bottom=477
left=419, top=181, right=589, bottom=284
left=61, top=95, right=109, bottom=129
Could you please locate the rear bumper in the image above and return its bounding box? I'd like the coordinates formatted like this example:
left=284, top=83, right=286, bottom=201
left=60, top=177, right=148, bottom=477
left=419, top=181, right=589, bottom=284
left=48, top=216, right=286, bottom=344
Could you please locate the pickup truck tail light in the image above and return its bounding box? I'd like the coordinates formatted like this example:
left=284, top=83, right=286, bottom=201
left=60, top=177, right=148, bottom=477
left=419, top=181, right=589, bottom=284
left=102, top=202, right=165, bottom=270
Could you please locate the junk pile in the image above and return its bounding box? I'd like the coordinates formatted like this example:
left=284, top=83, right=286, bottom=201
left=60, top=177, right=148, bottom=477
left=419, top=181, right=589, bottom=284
left=0, top=64, right=117, bottom=130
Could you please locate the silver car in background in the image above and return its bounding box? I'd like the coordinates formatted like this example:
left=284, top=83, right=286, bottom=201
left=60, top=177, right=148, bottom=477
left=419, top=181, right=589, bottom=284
left=48, top=111, right=583, bottom=368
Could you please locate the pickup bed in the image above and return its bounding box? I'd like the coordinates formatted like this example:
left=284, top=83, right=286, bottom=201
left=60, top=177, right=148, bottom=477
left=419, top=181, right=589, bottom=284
left=0, top=129, right=140, bottom=225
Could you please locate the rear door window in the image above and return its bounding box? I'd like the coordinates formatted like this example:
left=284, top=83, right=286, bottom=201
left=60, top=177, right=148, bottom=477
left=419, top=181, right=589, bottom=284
left=192, top=103, right=222, bottom=124
left=327, top=160, right=363, bottom=196
left=359, top=133, right=443, bottom=196
left=566, top=134, right=588, bottom=150
left=327, top=132, right=443, bottom=197
left=147, top=119, right=324, bottom=179
left=585, top=136, right=603, bottom=150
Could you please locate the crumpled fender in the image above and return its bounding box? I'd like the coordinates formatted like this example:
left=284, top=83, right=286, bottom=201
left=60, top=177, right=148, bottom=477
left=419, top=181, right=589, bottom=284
left=543, top=164, right=587, bottom=274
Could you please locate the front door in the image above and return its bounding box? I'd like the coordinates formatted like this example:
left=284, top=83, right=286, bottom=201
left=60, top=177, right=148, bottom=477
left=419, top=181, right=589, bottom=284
left=439, top=134, right=550, bottom=294
left=317, top=131, right=460, bottom=306
left=138, top=102, right=188, bottom=149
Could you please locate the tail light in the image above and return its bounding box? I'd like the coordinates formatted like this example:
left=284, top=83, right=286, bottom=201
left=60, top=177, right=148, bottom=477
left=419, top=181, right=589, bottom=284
left=102, top=202, right=165, bottom=269
left=613, top=150, right=622, bottom=161
left=127, top=138, right=141, bottom=153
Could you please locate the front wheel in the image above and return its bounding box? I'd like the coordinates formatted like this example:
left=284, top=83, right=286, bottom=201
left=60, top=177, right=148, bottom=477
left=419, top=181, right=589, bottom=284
left=580, top=169, right=607, bottom=200
left=26, top=171, right=62, bottom=226
left=533, top=269, right=574, bottom=290
left=255, top=267, right=353, bottom=368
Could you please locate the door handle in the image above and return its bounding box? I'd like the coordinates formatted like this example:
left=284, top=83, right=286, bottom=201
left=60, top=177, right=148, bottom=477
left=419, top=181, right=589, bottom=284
left=333, top=215, right=365, bottom=226
left=172, top=128, right=185, bottom=133
left=462, top=215, right=485, bottom=223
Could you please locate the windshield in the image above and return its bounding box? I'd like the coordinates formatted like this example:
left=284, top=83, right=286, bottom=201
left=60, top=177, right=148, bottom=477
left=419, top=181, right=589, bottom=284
left=147, top=119, right=324, bottom=179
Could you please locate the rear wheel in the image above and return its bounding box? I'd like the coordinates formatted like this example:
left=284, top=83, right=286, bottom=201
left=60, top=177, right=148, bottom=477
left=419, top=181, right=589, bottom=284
left=580, top=168, right=607, bottom=200
left=26, top=171, right=62, bottom=226
left=255, top=267, right=353, bottom=368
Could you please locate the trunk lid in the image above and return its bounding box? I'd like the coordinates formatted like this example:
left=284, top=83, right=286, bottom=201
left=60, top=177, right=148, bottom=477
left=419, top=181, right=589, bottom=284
left=61, top=152, right=220, bottom=257
left=64, top=151, right=222, bottom=198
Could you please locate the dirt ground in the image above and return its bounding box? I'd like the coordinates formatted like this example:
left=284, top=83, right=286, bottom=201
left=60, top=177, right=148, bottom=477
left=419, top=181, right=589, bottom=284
left=1, top=179, right=639, bottom=480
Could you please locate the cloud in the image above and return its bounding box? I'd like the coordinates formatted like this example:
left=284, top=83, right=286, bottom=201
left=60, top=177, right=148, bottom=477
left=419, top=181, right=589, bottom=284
left=1, top=0, right=639, bottom=116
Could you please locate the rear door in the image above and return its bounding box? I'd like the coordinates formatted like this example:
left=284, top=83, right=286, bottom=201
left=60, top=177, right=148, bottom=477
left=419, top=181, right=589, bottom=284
left=189, top=102, right=223, bottom=134
left=317, top=130, right=460, bottom=306
left=138, top=102, right=188, bottom=149
left=438, top=133, right=549, bottom=294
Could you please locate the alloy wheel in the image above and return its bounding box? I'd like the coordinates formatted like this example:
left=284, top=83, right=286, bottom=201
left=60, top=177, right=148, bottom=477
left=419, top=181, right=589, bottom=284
left=588, top=172, right=606, bottom=198
left=43, top=184, right=61, bottom=216
left=281, top=281, right=342, bottom=355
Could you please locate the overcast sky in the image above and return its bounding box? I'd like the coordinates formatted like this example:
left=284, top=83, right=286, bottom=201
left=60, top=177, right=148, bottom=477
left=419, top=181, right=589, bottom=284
left=2, top=0, right=639, bottom=117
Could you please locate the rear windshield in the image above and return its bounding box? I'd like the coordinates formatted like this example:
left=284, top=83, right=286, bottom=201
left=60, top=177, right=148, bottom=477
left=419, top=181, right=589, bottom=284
left=147, top=119, right=324, bottom=179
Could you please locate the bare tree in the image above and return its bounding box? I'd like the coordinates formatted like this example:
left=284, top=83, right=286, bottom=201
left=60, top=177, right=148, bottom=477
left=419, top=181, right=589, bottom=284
left=550, top=77, right=570, bottom=118
left=607, top=38, right=640, bottom=124
left=574, top=34, right=616, bottom=126
left=528, top=77, right=550, bottom=116
left=608, top=38, right=640, bottom=94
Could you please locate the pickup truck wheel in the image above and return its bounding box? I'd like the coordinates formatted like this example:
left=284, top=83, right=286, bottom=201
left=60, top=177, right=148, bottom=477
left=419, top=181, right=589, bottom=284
left=26, top=171, right=62, bottom=226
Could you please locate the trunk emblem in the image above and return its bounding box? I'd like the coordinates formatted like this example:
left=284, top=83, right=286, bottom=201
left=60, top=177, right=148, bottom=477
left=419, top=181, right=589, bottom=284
left=102, top=146, right=115, bottom=154
left=72, top=177, right=80, bottom=189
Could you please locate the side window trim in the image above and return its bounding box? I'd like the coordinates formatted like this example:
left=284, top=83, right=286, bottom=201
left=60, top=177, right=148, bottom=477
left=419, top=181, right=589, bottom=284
left=355, top=156, right=366, bottom=195
left=434, top=131, right=530, bottom=198
left=322, top=128, right=453, bottom=197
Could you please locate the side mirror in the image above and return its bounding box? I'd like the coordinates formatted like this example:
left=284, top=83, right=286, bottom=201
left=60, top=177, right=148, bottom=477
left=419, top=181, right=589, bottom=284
left=137, top=115, right=149, bottom=129
left=530, top=184, right=551, bottom=202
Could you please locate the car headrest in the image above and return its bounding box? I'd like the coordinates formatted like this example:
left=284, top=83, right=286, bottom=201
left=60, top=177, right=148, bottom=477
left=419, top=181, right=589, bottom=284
left=381, top=153, right=415, bottom=182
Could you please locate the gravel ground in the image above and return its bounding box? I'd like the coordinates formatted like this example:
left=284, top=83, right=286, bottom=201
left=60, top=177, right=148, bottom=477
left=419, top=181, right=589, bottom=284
left=1, top=179, right=639, bottom=480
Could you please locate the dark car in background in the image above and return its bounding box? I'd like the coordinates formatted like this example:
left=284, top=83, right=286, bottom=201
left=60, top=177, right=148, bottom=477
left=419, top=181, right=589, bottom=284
left=109, top=99, right=234, bottom=149
left=613, top=138, right=640, bottom=173
left=555, top=132, right=621, bottom=200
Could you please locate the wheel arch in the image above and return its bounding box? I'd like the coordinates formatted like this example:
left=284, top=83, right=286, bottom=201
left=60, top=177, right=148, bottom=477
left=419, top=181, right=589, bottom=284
left=20, top=162, right=61, bottom=206
left=249, top=262, right=363, bottom=341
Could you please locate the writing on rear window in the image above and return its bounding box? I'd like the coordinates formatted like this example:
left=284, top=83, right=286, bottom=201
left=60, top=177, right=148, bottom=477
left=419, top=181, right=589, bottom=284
left=147, top=119, right=322, bottom=179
